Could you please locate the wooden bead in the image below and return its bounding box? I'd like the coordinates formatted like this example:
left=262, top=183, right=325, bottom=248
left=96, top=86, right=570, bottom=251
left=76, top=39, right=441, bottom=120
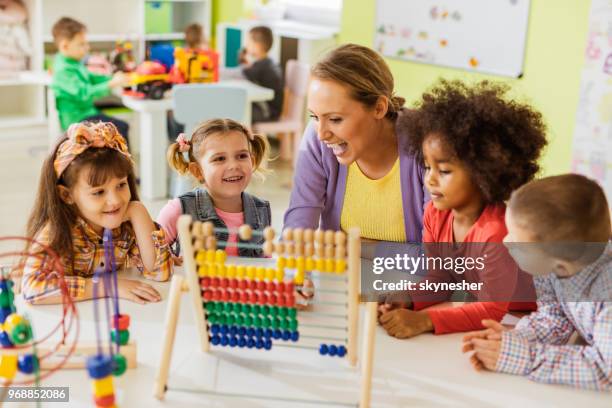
left=263, top=226, right=275, bottom=241
left=239, top=225, right=252, bottom=241
left=191, top=221, right=202, bottom=237
left=202, top=222, right=214, bottom=237
left=282, top=228, right=293, bottom=242
left=335, top=245, right=346, bottom=259
left=193, top=238, right=205, bottom=251
left=206, top=236, right=217, bottom=250
left=314, top=229, right=324, bottom=245
left=334, top=231, right=346, bottom=246
left=295, top=243, right=304, bottom=256
left=304, top=242, right=314, bottom=257
left=274, top=241, right=285, bottom=254
left=324, top=230, right=335, bottom=245
left=286, top=242, right=295, bottom=256
left=293, top=228, right=304, bottom=243
left=303, top=228, right=314, bottom=243
left=315, top=244, right=324, bottom=258
left=324, top=244, right=334, bottom=258
left=263, top=241, right=274, bottom=256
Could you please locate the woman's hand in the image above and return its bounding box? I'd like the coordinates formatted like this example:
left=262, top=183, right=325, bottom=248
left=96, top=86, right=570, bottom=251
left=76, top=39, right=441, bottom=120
left=117, top=278, right=161, bottom=304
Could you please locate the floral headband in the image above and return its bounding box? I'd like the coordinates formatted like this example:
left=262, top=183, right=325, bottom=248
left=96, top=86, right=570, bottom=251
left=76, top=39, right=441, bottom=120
left=53, top=122, right=132, bottom=178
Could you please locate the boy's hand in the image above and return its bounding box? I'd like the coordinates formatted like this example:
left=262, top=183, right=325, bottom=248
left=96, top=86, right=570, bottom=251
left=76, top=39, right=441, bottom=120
left=377, top=292, right=412, bottom=318
left=379, top=309, right=433, bottom=338
left=171, top=254, right=183, bottom=266
left=462, top=319, right=506, bottom=371
left=117, top=278, right=161, bottom=304
left=109, top=71, right=130, bottom=88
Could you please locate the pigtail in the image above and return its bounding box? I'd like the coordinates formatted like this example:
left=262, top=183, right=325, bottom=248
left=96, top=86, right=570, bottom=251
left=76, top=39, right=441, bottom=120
left=249, top=132, right=271, bottom=179
left=167, top=142, right=191, bottom=175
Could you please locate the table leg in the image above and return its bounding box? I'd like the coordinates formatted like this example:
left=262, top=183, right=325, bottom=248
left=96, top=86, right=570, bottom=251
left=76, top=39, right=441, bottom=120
left=138, top=111, right=168, bottom=199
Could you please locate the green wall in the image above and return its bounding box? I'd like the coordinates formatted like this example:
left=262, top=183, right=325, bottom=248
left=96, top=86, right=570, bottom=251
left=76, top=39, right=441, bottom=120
left=211, top=0, right=244, bottom=47
left=339, top=0, right=591, bottom=176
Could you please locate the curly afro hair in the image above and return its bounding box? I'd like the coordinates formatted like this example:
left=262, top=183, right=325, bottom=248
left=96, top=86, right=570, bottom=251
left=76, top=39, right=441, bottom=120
left=404, top=79, right=548, bottom=203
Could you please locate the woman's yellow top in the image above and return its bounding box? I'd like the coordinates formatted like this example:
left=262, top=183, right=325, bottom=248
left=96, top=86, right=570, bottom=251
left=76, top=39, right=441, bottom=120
left=340, top=158, right=406, bottom=242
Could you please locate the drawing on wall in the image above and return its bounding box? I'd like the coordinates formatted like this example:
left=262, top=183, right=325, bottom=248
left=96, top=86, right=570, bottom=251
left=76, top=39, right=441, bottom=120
left=572, top=0, right=612, bottom=200
left=374, top=0, right=531, bottom=78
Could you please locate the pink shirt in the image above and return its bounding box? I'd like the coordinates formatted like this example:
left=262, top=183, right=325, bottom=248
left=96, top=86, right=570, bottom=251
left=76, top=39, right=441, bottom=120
left=157, top=198, right=244, bottom=256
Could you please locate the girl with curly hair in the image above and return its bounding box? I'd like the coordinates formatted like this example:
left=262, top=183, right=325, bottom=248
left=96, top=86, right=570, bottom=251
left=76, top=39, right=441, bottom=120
left=379, top=79, right=548, bottom=338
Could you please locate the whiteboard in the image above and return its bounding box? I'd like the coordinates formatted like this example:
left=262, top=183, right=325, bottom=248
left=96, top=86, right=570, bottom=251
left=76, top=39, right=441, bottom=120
left=374, top=0, right=531, bottom=78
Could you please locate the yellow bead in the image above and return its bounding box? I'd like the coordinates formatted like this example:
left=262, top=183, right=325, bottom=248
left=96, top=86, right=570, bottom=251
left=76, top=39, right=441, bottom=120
left=215, top=249, right=227, bottom=264
left=287, top=257, right=296, bottom=268
left=226, top=264, right=237, bottom=279
left=0, top=355, right=17, bottom=379
left=325, top=258, right=334, bottom=273
left=198, top=264, right=208, bottom=278
left=256, top=267, right=266, bottom=281
left=294, top=270, right=305, bottom=285
left=237, top=265, right=246, bottom=279
left=305, top=257, right=315, bottom=271
left=335, top=259, right=347, bottom=274
left=275, top=268, right=284, bottom=282
left=217, top=264, right=226, bottom=279
left=209, top=264, right=217, bottom=278
left=315, top=258, right=325, bottom=272
left=92, top=376, right=114, bottom=397
left=206, top=249, right=215, bottom=263
left=296, top=256, right=305, bottom=270
left=195, top=250, right=207, bottom=266
left=277, top=256, right=286, bottom=269
left=246, top=266, right=256, bottom=280
left=265, top=268, right=275, bottom=281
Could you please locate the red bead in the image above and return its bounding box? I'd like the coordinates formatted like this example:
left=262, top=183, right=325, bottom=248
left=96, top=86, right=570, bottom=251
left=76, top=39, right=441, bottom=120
left=266, top=282, right=276, bottom=292
left=220, top=278, right=229, bottom=288
left=231, top=291, right=240, bottom=302
left=277, top=295, right=286, bottom=307
left=260, top=293, right=269, bottom=305
left=211, top=277, right=220, bottom=288
left=221, top=290, right=230, bottom=302
left=286, top=294, right=295, bottom=307
left=229, top=279, right=238, bottom=289
left=277, top=282, right=285, bottom=293
left=238, top=280, right=247, bottom=290
left=285, top=282, right=294, bottom=294
left=249, top=280, right=257, bottom=291
left=269, top=293, right=277, bottom=305
left=212, top=290, right=221, bottom=301
left=249, top=292, right=258, bottom=303
left=112, top=314, right=130, bottom=331
left=240, top=291, right=249, bottom=303
left=200, top=277, right=211, bottom=288
left=257, top=281, right=266, bottom=291
left=94, top=393, right=115, bottom=407
left=203, top=290, right=213, bottom=301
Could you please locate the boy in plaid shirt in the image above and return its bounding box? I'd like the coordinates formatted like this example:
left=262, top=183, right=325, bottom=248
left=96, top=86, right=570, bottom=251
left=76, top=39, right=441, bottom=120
left=462, top=174, right=611, bottom=391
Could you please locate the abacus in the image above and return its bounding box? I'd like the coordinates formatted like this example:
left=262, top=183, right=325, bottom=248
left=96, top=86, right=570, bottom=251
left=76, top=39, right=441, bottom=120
left=154, top=215, right=378, bottom=407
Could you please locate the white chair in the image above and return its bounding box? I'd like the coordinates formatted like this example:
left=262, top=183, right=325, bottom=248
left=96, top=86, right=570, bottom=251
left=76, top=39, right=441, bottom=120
left=253, top=59, right=310, bottom=165
left=170, top=84, right=248, bottom=197
left=47, top=87, right=63, bottom=151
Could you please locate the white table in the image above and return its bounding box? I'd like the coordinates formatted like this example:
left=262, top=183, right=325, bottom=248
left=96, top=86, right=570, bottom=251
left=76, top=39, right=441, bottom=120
left=14, top=263, right=611, bottom=407
left=121, top=80, right=274, bottom=200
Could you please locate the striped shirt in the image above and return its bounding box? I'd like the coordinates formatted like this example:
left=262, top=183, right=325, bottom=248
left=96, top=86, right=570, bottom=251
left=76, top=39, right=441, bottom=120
left=496, top=243, right=612, bottom=391
left=21, top=217, right=172, bottom=302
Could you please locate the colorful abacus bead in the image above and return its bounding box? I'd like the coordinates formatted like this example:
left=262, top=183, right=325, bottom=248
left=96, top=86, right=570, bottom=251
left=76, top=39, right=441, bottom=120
left=17, top=354, right=38, bottom=374
left=112, top=314, right=130, bottom=331
left=87, top=354, right=113, bottom=379
left=94, top=393, right=115, bottom=407
left=337, top=345, right=347, bottom=357
left=110, top=329, right=130, bottom=346
left=0, top=330, right=13, bottom=347
left=319, top=344, right=329, bottom=355
left=112, top=354, right=127, bottom=376
left=92, top=376, right=115, bottom=400
left=4, top=314, right=32, bottom=345
left=0, top=307, right=13, bottom=324
left=0, top=355, right=17, bottom=379
left=0, top=282, right=15, bottom=309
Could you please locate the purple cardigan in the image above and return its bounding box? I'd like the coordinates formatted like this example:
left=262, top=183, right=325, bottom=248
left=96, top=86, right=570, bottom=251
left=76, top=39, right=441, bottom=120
left=283, top=111, right=429, bottom=242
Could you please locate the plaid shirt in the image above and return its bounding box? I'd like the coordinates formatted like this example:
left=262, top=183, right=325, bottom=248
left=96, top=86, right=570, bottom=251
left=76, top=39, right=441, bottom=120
left=22, top=217, right=172, bottom=302
left=496, top=243, right=612, bottom=391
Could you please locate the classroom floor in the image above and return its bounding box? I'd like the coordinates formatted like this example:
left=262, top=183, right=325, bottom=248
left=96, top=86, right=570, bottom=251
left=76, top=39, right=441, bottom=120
left=0, top=125, right=293, bottom=238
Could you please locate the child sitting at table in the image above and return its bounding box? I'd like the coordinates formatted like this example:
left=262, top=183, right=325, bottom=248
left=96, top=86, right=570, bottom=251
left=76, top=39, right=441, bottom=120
left=184, top=23, right=208, bottom=50
left=463, top=174, right=612, bottom=391
left=239, top=25, right=284, bottom=124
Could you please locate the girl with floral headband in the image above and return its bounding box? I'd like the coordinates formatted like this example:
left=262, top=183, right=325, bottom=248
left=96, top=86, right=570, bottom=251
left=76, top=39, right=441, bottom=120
left=22, top=121, right=172, bottom=304
left=158, top=118, right=271, bottom=258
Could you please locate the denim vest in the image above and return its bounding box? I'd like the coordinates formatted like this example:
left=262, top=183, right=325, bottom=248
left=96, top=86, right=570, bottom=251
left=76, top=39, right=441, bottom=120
left=178, top=188, right=271, bottom=257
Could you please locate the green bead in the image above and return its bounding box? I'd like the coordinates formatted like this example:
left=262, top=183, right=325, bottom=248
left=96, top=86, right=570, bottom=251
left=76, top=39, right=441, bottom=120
left=278, top=307, right=287, bottom=317
left=269, top=306, right=278, bottom=316
left=235, top=315, right=244, bottom=325
left=288, top=308, right=297, bottom=318
left=215, top=302, right=223, bottom=313
left=280, top=319, right=288, bottom=330
left=244, top=315, right=253, bottom=326
left=243, top=304, right=251, bottom=314
left=224, top=302, right=232, bottom=312
left=271, top=318, right=279, bottom=329
left=232, top=303, right=241, bottom=313
left=253, top=316, right=262, bottom=327
left=111, top=329, right=130, bottom=346
left=289, top=319, right=298, bottom=331
left=252, top=305, right=261, bottom=315
left=112, top=354, right=127, bottom=377
left=261, top=305, right=269, bottom=315
left=0, top=290, right=14, bottom=309
left=227, top=314, right=236, bottom=325
left=9, top=322, right=32, bottom=345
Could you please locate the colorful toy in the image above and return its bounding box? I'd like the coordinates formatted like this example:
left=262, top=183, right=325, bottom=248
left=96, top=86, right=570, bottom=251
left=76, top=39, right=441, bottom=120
left=154, top=216, right=378, bottom=407
left=125, top=47, right=219, bottom=99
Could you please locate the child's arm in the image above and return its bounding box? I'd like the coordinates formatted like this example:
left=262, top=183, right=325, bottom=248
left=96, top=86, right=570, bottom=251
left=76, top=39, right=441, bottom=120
left=126, top=201, right=172, bottom=281
left=156, top=198, right=182, bottom=246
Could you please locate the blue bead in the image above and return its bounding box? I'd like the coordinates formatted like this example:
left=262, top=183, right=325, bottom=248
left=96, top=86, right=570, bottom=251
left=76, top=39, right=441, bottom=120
left=337, top=345, right=347, bottom=357
left=0, top=307, right=13, bottom=324
left=264, top=339, right=272, bottom=350
left=86, top=354, right=113, bottom=379
left=238, top=327, right=246, bottom=336
left=246, top=328, right=255, bottom=337
left=247, top=338, right=255, bottom=348
left=329, top=345, right=338, bottom=356
left=238, top=337, right=246, bottom=348
left=0, top=331, right=13, bottom=347
left=210, top=324, right=219, bottom=335
left=220, top=325, right=228, bottom=335
left=211, top=335, right=221, bottom=345
left=256, top=339, right=264, bottom=349
left=0, top=281, right=8, bottom=291
left=264, top=329, right=273, bottom=338
left=221, top=336, right=229, bottom=346
left=282, top=331, right=291, bottom=341
left=229, top=327, right=238, bottom=336
left=229, top=336, right=238, bottom=347
left=291, top=331, right=299, bottom=342
left=273, top=329, right=282, bottom=339
left=18, top=354, right=38, bottom=374
left=319, top=344, right=328, bottom=355
left=256, top=328, right=264, bottom=338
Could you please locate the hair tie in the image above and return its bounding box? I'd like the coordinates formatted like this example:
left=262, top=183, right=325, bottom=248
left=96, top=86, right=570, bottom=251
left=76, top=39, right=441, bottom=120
left=176, top=133, right=191, bottom=153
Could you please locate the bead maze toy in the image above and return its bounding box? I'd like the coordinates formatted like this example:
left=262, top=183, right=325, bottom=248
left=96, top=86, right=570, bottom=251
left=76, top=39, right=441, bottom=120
left=154, top=215, right=378, bottom=407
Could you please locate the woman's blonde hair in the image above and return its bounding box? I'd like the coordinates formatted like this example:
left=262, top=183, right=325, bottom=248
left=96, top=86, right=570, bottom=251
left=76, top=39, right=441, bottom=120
left=311, top=43, right=405, bottom=120
left=167, top=118, right=270, bottom=180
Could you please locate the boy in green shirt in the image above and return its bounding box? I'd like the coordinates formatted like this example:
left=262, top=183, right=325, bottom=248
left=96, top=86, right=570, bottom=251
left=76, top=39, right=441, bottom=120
left=51, top=17, right=130, bottom=144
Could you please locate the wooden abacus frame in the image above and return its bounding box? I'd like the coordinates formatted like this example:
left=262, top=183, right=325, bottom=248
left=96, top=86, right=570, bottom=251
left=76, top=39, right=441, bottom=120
left=154, top=215, right=377, bottom=407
